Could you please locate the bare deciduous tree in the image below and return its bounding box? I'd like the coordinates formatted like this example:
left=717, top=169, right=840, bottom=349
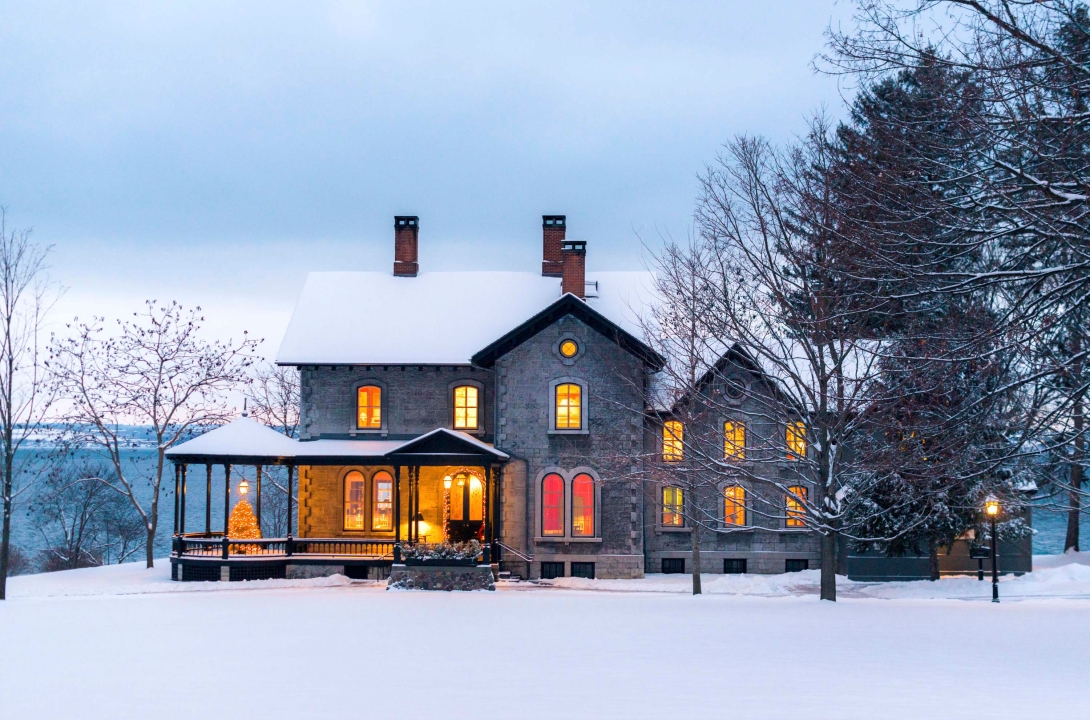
left=49, top=301, right=258, bottom=568
left=0, top=208, right=58, bottom=600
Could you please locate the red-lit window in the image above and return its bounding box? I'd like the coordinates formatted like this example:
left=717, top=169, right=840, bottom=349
left=542, top=473, right=564, bottom=536
left=571, top=474, right=595, bottom=537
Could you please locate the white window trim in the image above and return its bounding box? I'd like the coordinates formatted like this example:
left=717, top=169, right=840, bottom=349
left=448, top=379, right=485, bottom=435
left=533, top=466, right=602, bottom=542
left=548, top=377, right=589, bottom=435
left=351, top=379, right=388, bottom=436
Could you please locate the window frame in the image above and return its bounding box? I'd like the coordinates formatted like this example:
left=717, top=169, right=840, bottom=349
left=343, top=469, right=368, bottom=532
left=353, top=380, right=388, bottom=434
left=662, top=420, right=684, bottom=463
left=370, top=470, right=394, bottom=532
left=661, top=485, right=685, bottom=529
left=450, top=380, right=483, bottom=433
left=541, top=472, right=565, bottom=537
left=786, top=420, right=807, bottom=460
left=570, top=473, right=596, bottom=538
left=548, top=378, right=589, bottom=434
left=534, top=467, right=602, bottom=542
left=723, top=420, right=746, bottom=460
left=785, top=485, right=808, bottom=528
left=723, top=484, right=747, bottom=527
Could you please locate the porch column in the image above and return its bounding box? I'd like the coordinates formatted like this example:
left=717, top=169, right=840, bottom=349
left=286, top=464, right=294, bottom=538
left=482, top=465, right=492, bottom=564
left=222, top=463, right=231, bottom=560
left=413, top=466, right=421, bottom=544
left=205, top=463, right=212, bottom=534
left=393, top=465, right=402, bottom=562
left=255, top=465, right=262, bottom=529
left=173, top=464, right=180, bottom=535
left=180, top=464, right=188, bottom=534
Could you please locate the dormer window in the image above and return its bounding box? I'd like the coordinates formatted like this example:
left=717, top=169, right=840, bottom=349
left=453, top=385, right=479, bottom=430
left=357, top=386, right=382, bottom=429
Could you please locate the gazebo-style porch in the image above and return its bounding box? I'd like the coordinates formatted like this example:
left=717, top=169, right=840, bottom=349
left=165, top=418, right=508, bottom=582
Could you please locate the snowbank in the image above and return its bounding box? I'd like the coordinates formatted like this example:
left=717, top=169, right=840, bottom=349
left=5, top=559, right=362, bottom=599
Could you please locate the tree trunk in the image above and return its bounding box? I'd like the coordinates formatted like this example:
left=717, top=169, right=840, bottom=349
left=690, top=515, right=702, bottom=595
left=928, top=537, right=940, bottom=581
left=145, top=524, right=155, bottom=568
left=0, top=429, right=13, bottom=600
left=1065, top=397, right=1083, bottom=553
left=819, top=531, right=837, bottom=601
left=0, top=481, right=11, bottom=600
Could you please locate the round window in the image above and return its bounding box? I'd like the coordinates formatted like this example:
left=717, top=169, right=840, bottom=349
left=559, top=339, right=579, bottom=358
left=725, top=380, right=745, bottom=399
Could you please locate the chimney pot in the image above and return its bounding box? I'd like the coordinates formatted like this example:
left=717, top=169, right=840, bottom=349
left=393, top=215, right=419, bottom=277
left=561, top=239, right=586, bottom=298
left=541, top=215, right=566, bottom=277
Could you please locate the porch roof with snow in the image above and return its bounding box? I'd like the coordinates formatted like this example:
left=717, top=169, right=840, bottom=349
left=166, top=419, right=509, bottom=466
left=274, top=270, right=656, bottom=366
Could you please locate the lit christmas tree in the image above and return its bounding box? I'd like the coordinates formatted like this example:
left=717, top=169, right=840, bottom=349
left=228, top=499, right=261, bottom=553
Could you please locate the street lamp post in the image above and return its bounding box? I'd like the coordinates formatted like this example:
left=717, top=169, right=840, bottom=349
left=985, top=496, right=1000, bottom=603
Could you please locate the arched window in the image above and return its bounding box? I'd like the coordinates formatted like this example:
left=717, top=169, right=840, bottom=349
left=357, top=386, right=382, bottom=429
left=786, top=421, right=806, bottom=460
left=571, top=474, right=595, bottom=537
left=555, top=383, right=582, bottom=430
left=662, top=486, right=684, bottom=527
left=449, top=472, right=483, bottom=522
left=786, top=485, right=807, bottom=527
left=724, top=421, right=746, bottom=460
left=724, top=485, right=746, bottom=526
left=344, top=470, right=366, bottom=530
left=453, top=385, right=479, bottom=430
left=663, top=420, right=683, bottom=462
left=542, top=473, right=564, bottom=536
left=372, top=471, right=393, bottom=530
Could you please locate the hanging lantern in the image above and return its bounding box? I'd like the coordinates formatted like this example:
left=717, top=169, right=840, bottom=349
left=239, top=478, right=249, bottom=495
left=443, top=475, right=452, bottom=490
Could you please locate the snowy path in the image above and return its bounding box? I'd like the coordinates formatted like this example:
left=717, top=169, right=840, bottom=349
left=2, top=559, right=1088, bottom=720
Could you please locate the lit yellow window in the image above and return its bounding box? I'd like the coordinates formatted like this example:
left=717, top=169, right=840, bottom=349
left=555, top=383, right=582, bottom=429
left=663, top=420, right=683, bottom=462
left=786, top=485, right=807, bottom=527
left=357, top=386, right=382, bottom=429
left=453, top=385, right=479, bottom=430
left=344, top=470, right=366, bottom=530
left=724, top=421, right=746, bottom=460
left=787, top=421, right=806, bottom=460
left=662, top=486, right=684, bottom=527
left=724, top=485, right=746, bottom=526
left=371, top=471, right=393, bottom=530
left=559, top=339, right=579, bottom=358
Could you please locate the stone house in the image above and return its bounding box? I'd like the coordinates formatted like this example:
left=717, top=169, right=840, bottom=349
left=167, top=214, right=1019, bottom=582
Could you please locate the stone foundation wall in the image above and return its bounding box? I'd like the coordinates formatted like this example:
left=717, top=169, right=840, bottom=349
left=387, top=564, right=496, bottom=591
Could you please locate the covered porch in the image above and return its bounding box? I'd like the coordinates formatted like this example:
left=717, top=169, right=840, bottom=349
left=165, top=418, right=508, bottom=581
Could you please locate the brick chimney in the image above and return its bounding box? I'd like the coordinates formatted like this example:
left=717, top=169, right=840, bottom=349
left=393, top=216, right=419, bottom=277
left=561, top=240, right=586, bottom=298
left=541, top=215, right=566, bottom=277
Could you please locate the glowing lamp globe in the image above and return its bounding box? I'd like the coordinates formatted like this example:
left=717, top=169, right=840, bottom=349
left=984, top=497, right=999, bottom=517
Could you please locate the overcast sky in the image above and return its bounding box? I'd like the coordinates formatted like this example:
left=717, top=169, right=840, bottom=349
left=0, top=1, right=851, bottom=352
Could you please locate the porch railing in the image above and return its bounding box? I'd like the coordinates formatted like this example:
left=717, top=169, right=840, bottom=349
left=174, top=534, right=395, bottom=560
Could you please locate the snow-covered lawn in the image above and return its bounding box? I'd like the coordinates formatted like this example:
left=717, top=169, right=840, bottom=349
left=2, top=558, right=1088, bottom=720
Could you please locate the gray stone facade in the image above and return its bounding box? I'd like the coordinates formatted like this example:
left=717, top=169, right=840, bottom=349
left=494, top=315, right=647, bottom=579
left=300, top=364, right=494, bottom=441
left=292, top=314, right=821, bottom=581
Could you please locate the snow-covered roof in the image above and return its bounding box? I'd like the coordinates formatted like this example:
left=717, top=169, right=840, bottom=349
left=275, top=271, right=654, bottom=365
left=166, top=423, right=509, bottom=463
left=166, top=416, right=298, bottom=460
